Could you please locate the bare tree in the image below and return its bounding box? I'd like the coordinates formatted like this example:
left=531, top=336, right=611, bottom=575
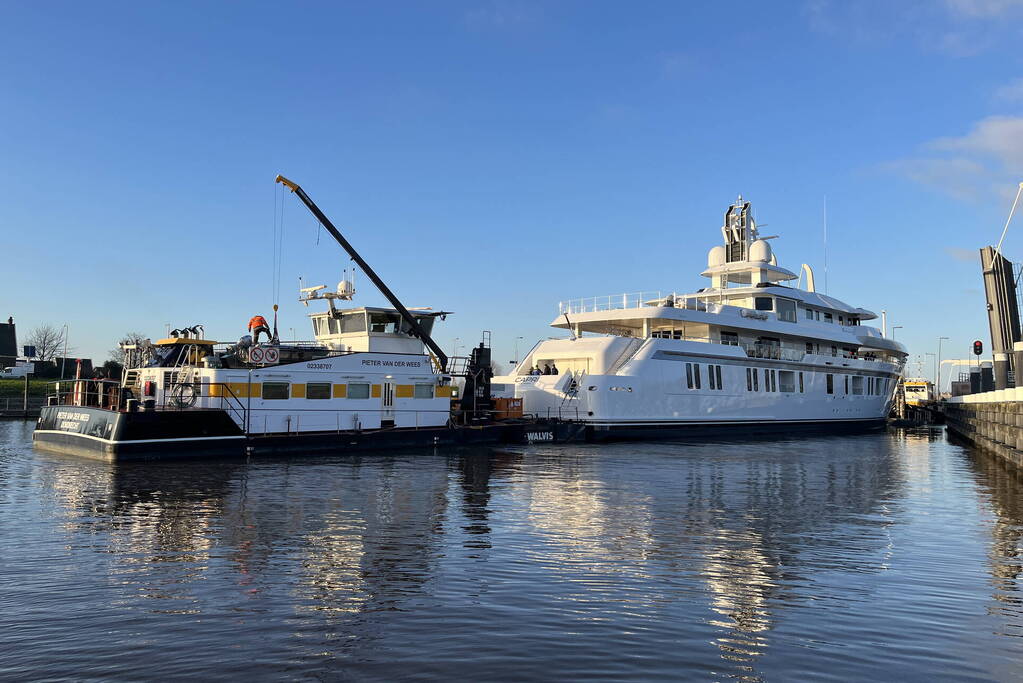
left=26, top=324, right=65, bottom=362
left=109, top=331, right=147, bottom=364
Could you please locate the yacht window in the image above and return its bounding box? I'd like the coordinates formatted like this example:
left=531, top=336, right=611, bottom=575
left=831, top=345, right=838, bottom=357
left=776, top=298, right=797, bottom=322
left=261, top=382, right=289, bottom=400
left=806, top=342, right=814, bottom=354
left=844, top=375, right=849, bottom=393
left=799, top=372, right=804, bottom=393
left=755, top=297, right=774, bottom=311
left=746, top=368, right=752, bottom=391
left=753, top=368, right=759, bottom=391
left=720, top=331, right=739, bottom=346
left=779, top=371, right=796, bottom=393
left=715, top=365, right=723, bottom=390
left=815, top=311, right=821, bottom=321
left=347, top=382, right=370, bottom=399
left=839, top=316, right=844, bottom=325
left=685, top=363, right=693, bottom=389
left=709, top=365, right=716, bottom=390
left=826, top=374, right=834, bottom=394
left=771, top=370, right=777, bottom=392
left=805, top=308, right=813, bottom=320
left=851, top=376, right=864, bottom=395
left=823, top=312, right=833, bottom=323
left=307, top=382, right=331, bottom=400
left=414, top=383, right=434, bottom=399
left=763, top=368, right=770, bottom=391
left=694, top=364, right=702, bottom=389
left=327, top=318, right=340, bottom=335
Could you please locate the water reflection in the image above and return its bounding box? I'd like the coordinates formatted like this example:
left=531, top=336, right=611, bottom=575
left=962, top=443, right=1023, bottom=639
left=4, top=423, right=1023, bottom=680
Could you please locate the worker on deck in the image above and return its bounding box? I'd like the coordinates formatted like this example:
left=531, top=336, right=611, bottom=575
left=248, top=314, right=271, bottom=343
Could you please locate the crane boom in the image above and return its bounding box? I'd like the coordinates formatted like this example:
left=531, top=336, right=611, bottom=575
left=275, top=174, right=449, bottom=372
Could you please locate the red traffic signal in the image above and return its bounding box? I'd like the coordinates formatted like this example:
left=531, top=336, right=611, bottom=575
left=973, top=340, right=984, bottom=356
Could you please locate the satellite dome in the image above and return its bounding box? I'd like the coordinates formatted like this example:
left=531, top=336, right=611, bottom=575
left=708, top=245, right=726, bottom=268
left=337, top=279, right=356, bottom=298
left=749, top=239, right=772, bottom=263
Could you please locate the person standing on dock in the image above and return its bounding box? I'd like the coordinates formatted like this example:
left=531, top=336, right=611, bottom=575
left=248, top=314, right=271, bottom=344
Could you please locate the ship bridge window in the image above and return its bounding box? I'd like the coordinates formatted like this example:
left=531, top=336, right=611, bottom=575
left=261, top=382, right=289, bottom=400
left=776, top=298, right=797, bottom=322
left=369, top=312, right=402, bottom=334
left=823, top=312, right=833, bottom=323
left=720, top=331, right=739, bottom=346
left=341, top=312, right=367, bottom=334
left=754, top=297, right=773, bottom=311
left=851, top=376, right=864, bottom=395
left=414, top=383, right=434, bottom=399
left=328, top=318, right=340, bottom=335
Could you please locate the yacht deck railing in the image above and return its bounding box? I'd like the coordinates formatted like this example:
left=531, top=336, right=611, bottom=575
left=558, top=292, right=720, bottom=315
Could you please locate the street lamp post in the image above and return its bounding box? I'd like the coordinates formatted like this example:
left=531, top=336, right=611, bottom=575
left=511, top=336, right=523, bottom=366
left=937, top=336, right=949, bottom=397
left=60, top=323, right=69, bottom=380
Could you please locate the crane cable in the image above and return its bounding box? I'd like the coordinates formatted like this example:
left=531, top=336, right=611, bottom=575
left=270, top=182, right=288, bottom=342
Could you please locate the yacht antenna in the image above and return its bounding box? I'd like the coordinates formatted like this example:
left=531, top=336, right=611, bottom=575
left=823, top=195, right=828, bottom=295
left=275, top=174, right=449, bottom=372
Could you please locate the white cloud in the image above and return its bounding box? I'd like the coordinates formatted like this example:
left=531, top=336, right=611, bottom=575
left=945, top=246, right=980, bottom=262
left=464, top=1, right=535, bottom=31
left=931, top=116, right=1023, bottom=174
left=944, top=0, right=1023, bottom=17
left=994, top=78, right=1023, bottom=101
left=887, top=116, right=1023, bottom=200
left=804, top=0, right=1023, bottom=55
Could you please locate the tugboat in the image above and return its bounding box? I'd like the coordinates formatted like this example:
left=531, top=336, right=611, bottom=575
left=33, top=176, right=524, bottom=461
left=493, top=196, right=908, bottom=439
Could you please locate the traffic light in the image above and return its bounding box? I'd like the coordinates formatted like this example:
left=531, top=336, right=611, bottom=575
left=973, top=340, right=984, bottom=356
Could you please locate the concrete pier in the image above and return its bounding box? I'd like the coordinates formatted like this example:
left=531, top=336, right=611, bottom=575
left=945, top=390, right=1023, bottom=468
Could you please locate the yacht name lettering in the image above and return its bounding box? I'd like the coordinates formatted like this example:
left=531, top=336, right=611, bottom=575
left=361, top=360, right=424, bottom=368
left=56, top=411, right=89, bottom=422
left=527, top=431, right=554, bottom=442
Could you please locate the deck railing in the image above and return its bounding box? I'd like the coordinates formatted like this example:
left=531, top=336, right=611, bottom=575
left=558, top=292, right=722, bottom=315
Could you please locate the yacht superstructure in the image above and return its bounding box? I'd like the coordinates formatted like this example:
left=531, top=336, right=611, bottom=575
left=493, top=197, right=907, bottom=437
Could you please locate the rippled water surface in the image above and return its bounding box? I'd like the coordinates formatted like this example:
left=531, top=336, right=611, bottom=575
left=3, top=422, right=1023, bottom=680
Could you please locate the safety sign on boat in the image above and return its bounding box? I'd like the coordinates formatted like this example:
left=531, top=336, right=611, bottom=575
left=249, top=346, right=279, bottom=364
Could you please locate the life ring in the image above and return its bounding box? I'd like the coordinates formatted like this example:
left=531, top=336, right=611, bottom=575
left=170, top=383, right=197, bottom=408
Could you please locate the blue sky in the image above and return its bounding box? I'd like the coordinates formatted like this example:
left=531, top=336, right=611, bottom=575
left=3, top=1, right=1023, bottom=383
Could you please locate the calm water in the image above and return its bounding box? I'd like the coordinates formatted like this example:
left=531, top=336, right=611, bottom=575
left=2, top=422, right=1023, bottom=681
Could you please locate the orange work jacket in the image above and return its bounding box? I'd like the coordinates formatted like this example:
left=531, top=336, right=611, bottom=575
left=248, top=315, right=269, bottom=330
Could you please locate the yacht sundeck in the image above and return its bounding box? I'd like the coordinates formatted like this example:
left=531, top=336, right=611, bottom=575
left=493, top=197, right=907, bottom=438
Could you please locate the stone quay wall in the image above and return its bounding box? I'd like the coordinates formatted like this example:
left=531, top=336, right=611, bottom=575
left=945, top=402, right=1023, bottom=469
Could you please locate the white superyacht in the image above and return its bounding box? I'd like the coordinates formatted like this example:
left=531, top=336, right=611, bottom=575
left=494, top=197, right=907, bottom=438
